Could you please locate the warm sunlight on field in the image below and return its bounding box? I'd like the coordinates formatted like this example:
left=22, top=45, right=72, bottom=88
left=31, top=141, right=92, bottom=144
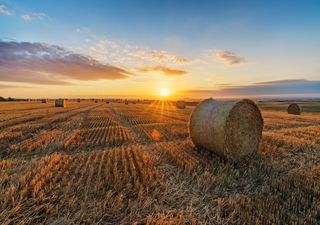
left=0, top=99, right=319, bottom=224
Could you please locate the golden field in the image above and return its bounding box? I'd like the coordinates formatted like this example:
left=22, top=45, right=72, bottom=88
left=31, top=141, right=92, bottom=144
left=0, top=100, right=320, bottom=224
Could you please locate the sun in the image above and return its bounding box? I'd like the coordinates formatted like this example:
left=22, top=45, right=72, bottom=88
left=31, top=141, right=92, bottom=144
left=160, top=88, right=169, bottom=97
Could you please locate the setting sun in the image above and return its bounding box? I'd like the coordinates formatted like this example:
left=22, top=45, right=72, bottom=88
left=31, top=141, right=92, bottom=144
left=160, top=88, right=170, bottom=97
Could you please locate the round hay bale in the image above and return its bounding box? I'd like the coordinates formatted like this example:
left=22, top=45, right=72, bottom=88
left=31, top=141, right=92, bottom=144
left=189, top=99, right=263, bottom=161
left=176, top=101, right=186, bottom=109
left=41, top=99, right=48, bottom=103
left=55, top=99, right=66, bottom=107
left=287, top=103, right=301, bottom=115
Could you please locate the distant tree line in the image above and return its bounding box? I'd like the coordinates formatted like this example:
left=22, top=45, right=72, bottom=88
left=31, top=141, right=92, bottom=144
left=0, top=96, right=28, bottom=102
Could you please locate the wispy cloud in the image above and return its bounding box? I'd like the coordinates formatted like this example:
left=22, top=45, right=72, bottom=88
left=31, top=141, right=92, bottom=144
left=0, top=84, right=31, bottom=89
left=150, top=51, right=190, bottom=64
left=183, top=79, right=320, bottom=98
left=76, top=27, right=190, bottom=66
left=0, top=41, right=131, bottom=85
left=215, top=50, right=245, bottom=65
left=138, top=66, right=187, bottom=76
left=21, top=13, right=48, bottom=21
left=0, top=5, right=12, bottom=16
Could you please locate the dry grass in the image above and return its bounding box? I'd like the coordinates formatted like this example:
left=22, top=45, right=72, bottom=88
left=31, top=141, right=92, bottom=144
left=0, top=100, right=320, bottom=224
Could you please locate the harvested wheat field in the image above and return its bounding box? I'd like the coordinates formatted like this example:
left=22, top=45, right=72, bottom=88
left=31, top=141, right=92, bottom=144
left=0, top=100, right=319, bottom=224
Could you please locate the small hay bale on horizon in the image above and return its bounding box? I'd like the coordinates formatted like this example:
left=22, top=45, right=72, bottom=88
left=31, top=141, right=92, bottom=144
left=189, top=98, right=264, bottom=161
left=287, top=103, right=301, bottom=115
left=41, top=99, right=48, bottom=103
left=176, top=101, right=186, bottom=109
left=55, top=99, right=66, bottom=107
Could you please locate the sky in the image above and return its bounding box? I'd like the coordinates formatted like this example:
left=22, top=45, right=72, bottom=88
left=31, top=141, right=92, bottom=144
left=0, top=0, right=320, bottom=99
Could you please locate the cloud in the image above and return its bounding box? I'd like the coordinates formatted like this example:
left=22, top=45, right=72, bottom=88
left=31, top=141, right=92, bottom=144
left=138, top=66, right=187, bottom=76
left=0, top=84, right=31, bottom=89
left=76, top=28, right=190, bottom=66
left=0, top=5, right=12, bottom=16
left=150, top=51, right=190, bottom=64
left=21, top=13, right=48, bottom=21
left=86, top=41, right=190, bottom=66
left=183, top=79, right=320, bottom=98
left=0, top=41, right=131, bottom=85
left=215, top=50, right=245, bottom=65
left=21, top=14, right=32, bottom=21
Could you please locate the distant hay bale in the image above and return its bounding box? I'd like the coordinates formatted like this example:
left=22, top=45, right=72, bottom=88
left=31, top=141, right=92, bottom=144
left=55, top=99, right=66, bottom=107
left=42, top=99, right=48, bottom=103
left=176, top=101, right=186, bottom=109
left=106, top=101, right=110, bottom=104
left=189, top=99, right=263, bottom=161
left=287, top=103, right=301, bottom=115
left=77, top=99, right=81, bottom=103
left=125, top=100, right=128, bottom=105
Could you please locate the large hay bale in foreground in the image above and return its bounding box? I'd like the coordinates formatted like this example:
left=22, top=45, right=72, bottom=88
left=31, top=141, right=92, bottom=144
left=55, top=99, right=66, bottom=107
left=287, top=103, right=301, bottom=115
left=176, top=101, right=186, bottom=109
left=189, top=99, right=263, bottom=161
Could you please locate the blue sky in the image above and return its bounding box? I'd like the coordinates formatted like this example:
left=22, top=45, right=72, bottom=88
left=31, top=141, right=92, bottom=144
left=0, top=0, right=320, bottom=98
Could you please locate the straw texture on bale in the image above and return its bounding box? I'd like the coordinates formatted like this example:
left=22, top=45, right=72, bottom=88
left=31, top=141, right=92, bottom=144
left=287, top=103, right=301, bottom=115
left=176, top=101, right=186, bottom=109
left=189, top=99, right=263, bottom=161
left=55, top=99, right=66, bottom=107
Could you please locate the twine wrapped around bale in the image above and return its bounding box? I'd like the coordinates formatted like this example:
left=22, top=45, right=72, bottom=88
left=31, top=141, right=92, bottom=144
left=176, top=101, right=186, bottom=109
left=55, top=99, right=66, bottom=107
left=189, top=99, right=263, bottom=161
left=287, top=103, right=301, bottom=115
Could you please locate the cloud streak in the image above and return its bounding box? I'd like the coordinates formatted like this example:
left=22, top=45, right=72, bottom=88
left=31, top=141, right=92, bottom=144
left=76, top=28, right=190, bottom=66
left=0, top=41, right=131, bottom=85
left=150, top=51, right=190, bottom=64
left=86, top=39, right=191, bottom=66
left=21, top=13, right=48, bottom=21
left=183, top=79, right=320, bottom=98
left=0, top=84, right=31, bottom=89
left=138, top=66, right=187, bottom=76
left=215, top=50, right=245, bottom=65
left=0, top=5, right=12, bottom=16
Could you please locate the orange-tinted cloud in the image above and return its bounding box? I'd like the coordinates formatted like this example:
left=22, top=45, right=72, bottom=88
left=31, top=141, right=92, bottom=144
left=150, top=51, right=190, bottom=64
left=0, top=84, right=31, bottom=89
left=0, top=41, right=131, bottom=85
left=138, top=66, right=187, bottom=76
left=215, top=50, right=245, bottom=65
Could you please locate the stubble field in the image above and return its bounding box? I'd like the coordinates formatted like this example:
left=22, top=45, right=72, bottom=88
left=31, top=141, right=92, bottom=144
left=0, top=100, right=320, bottom=224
